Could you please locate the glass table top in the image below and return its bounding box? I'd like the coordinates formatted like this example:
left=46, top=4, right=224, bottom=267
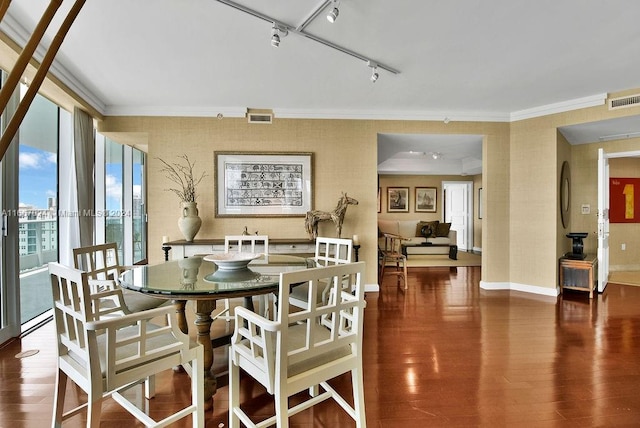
left=119, top=254, right=310, bottom=299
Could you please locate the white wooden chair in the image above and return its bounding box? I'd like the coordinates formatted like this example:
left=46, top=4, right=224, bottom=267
left=49, top=262, right=204, bottom=428
left=289, top=236, right=353, bottom=310
left=218, top=235, right=270, bottom=321
left=73, top=242, right=166, bottom=317
left=229, top=261, right=367, bottom=428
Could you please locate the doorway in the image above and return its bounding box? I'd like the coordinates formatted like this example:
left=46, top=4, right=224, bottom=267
left=443, top=181, right=473, bottom=251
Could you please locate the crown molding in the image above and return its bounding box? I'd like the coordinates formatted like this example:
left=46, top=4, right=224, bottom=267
left=104, top=105, right=247, bottom=118
left=0, top=13, right=106, bottom=115
left=510, top=93, right=607, bottom=122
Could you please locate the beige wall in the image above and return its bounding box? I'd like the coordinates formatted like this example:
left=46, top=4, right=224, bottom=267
left=96, top=88, right=640, bottom=295
left=507, top=90, right=640, bottom=293
left=378, top=174, right=483, bottom=250
left=99, top=117, right=508, bottom=287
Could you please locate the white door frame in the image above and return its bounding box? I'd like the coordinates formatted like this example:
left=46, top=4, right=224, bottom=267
left=442, top=181, right=474, bottom=251
left=598, top=149, right=640, bottom=293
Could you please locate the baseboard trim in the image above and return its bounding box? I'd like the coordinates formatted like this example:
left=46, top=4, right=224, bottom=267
left=365, top=283, right=380, bottom=293
left=480, top=281, right=559, bottom=297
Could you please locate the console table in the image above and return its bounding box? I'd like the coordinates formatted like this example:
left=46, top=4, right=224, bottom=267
left=165, top=238, right=315, bottom=260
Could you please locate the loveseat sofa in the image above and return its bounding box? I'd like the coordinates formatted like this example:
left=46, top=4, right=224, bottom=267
left=378, top=219, right=458, bottom=259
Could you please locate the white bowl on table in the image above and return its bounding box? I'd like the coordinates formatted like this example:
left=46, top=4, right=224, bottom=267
left=203, top=252, right=262, bottom=271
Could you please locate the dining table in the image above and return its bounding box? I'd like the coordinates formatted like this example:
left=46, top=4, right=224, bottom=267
left=118, top=253, right=311, bottom=408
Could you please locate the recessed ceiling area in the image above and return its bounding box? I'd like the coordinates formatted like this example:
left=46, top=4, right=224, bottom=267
left=559, top=115, right=640, bottom=145
left=378, top=134, right=483, bottom=176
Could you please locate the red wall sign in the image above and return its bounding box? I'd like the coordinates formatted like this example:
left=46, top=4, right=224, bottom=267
left=610, top=178, right=640, bottom=223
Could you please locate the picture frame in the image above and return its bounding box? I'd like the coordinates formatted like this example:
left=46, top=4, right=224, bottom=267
left=215, top=151, right=313, bottom=217
left=387, top=187, right=409, bottom=212
left=415, top=187, right=437, bottom=213
left=478, top=187, right=483, bottom=219
left=377, top=187, right=381, bottom=213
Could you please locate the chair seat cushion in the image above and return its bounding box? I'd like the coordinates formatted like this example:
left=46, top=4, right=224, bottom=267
left=286, top=323, right=352, bottom=377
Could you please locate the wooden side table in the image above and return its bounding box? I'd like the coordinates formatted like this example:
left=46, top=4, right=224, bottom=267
left=559, top=254, right=598, bottom=298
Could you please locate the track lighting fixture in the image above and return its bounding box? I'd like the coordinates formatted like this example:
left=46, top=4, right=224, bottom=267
left=271, top=23, right=288, bottom=47
left=327, top=0, right=339, bottom=23
left=368, top=60, right=379, bottom=83
left=271, top=32, right=280, bottom=47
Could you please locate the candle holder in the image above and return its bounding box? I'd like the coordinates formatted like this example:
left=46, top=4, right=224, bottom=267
left=162, top=245, right=172, bottom=261
left=353, top=244, right=361, bottom=262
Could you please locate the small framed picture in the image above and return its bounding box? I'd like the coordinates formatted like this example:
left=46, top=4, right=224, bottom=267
left=387, top=187, right=409, bottom=212
left=377, top=187, right=381, bottom=213
left=415, top=187, right=436, bottom=213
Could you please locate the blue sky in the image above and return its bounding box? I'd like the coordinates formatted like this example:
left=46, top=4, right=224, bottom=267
left=18, top=144, right=142, bottom=211
left=19, top=145, right=57, bottom=209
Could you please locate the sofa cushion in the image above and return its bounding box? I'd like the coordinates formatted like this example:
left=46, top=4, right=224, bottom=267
left=417, top=221, right=439, bottom=238
left=435, top=222, right=452, bottom=237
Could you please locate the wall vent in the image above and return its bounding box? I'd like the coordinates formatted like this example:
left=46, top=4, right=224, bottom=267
left=609, top=94, right=640, bottom=110
left=247, top=111, right=273, bottom=124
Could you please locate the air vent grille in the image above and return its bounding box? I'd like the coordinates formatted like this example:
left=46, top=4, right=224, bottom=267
left=609, top=94, right=640, bottom=110
left=247, top=113, right=273, bottom=124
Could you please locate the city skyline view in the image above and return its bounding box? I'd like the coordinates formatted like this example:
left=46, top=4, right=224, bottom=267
left=19, top=144, right=141, bottom=211
left=19, top=145, right=56, bottom=209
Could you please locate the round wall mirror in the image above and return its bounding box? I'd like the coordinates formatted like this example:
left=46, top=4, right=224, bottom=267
left=560, top=161, right=570, bottom=228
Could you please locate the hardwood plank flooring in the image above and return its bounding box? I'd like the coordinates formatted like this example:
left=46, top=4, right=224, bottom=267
left=2, top=266, right=640, bottom=427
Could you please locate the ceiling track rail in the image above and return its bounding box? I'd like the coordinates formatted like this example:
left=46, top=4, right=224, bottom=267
left=212, top=0, right=400, bottom=75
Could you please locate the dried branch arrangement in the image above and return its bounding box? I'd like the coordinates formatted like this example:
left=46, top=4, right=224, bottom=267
left=157, top=154, right=207, bottom=202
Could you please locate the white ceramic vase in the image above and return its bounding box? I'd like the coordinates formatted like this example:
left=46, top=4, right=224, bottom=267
left=178, top=201, right=202, bottom=242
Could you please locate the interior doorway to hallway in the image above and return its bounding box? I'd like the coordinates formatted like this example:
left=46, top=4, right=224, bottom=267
left=443, top=181, right=474, bottom=251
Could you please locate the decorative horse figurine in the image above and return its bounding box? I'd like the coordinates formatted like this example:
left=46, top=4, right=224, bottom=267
left=305, top=192, right=359, bottom=239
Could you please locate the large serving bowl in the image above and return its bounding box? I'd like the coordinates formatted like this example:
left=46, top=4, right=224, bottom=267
left=203, top=252, right=262, bottom=271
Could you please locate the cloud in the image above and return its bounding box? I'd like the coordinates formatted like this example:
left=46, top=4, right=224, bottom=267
left=105, top=174, right=122, bottom=201
left=19, top=151, right=56, bottom=169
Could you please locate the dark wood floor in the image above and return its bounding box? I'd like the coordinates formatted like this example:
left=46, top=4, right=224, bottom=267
left=3, top=266, right=640, bottom=427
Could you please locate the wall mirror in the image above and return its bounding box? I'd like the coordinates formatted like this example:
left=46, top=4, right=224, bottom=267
left=560, top=161, right=570, bottom=228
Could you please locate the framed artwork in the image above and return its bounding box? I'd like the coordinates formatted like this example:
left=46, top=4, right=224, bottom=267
left=377, top=187, right=381, bottom=213
left=478, top=187, right=484, bottom=219
left=415, top=187, right=436, bottom=213
left=215, top=151, right=313, bottom=217
left=387, top=187, right=409, bottom=212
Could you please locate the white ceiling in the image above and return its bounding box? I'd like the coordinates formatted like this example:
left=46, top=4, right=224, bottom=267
left=4, top=0, right=640, bottom=174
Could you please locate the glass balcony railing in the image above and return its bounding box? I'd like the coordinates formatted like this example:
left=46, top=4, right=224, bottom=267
left=19, top=218, right=57, bottom=324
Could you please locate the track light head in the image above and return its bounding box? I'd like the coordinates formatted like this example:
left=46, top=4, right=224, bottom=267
left=367, top=60, right=379, bottom=83
left=271, top=24, right=288, bottom=47
left=327, top=0, right=340, bottom=23
left=370, top=69, right=379, bottom=83
left=327, top=7, right=339, bottom=22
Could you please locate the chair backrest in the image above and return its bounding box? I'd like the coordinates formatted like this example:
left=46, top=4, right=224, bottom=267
left=381, top=233, right=406, bottom=254
left=313, top=236, right=353, bottom=267
left=49, top=262, right=101, bottom=379
left=73, top=242, right=122, bottom=280
left=232, top=262, right=366, bottom=394
left=72, top=242, right=133, bottom=318
left=225, top=235, right=270, bottom=255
